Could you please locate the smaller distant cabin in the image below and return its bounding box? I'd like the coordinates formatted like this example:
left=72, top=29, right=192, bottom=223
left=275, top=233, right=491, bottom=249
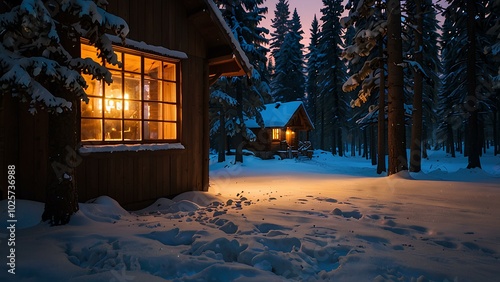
left=246, top=101, right=314, bottom=159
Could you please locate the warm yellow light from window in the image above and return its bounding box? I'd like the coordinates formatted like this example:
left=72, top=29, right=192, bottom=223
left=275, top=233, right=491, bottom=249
left=80, top=42, right=179, bottom=142
left=272, top=128, right=280, bottom=140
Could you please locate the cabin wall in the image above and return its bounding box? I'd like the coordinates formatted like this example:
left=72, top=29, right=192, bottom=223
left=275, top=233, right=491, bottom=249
left=0, top=96, right=49, bottom=202
left=77, top=57, right=208, bottom=209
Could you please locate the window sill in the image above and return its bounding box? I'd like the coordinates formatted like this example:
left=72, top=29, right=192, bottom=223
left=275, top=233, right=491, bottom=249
left=79, top=143, right=185, bottom=154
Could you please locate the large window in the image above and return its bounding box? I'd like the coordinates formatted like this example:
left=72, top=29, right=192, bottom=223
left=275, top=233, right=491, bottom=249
left=80, top=43, right=180, bottom=143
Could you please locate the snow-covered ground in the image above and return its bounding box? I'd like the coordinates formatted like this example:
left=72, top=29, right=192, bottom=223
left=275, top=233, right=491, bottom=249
left=1, top=149, right=499, bottom=281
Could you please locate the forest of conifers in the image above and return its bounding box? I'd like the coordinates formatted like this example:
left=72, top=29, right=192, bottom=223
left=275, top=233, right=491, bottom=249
left=210, top=0, right=499, bottom=174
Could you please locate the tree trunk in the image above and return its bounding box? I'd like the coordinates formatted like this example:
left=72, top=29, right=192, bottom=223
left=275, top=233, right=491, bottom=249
left=371, top=125, right=377, bottom=165
left=320, top=108, right=325, bottom=150
left=218, top=108, right=226, bottom=163
left=422, top=126, right=428, bottom=159
left=466, top=0, right=481, bottom=168
left=363, top=129, right=368, bottom=159
left=494, top=109, right=498, bottom=156
left=337, top=128, right=343, bottom=157
left=410, top=0, right=423, bottom=172
left=447, top=124, right=455, bottom=158
left=330, top=126, right=337, bottom=156
left=377, top=41, right=386, bottom=174
left=235, top=79, right=244, bottom=163
left=42, top=36, right=80, bottom=226
left=386, top=0, right=408, bottom=175
left=464, top=123, right=469, bottom=156
left=351, top=129, right=356, bottom=157
left=480, top=121, right=485, bottom=156
left=358, top=130, right=362, bottom=156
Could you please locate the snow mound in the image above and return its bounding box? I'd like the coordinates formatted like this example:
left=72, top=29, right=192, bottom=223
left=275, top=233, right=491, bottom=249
left=388, top=170, right=414, bottom=180
left=133, top=198, right=176, bottom=215
left=172, top=191, right=221, bottom=206
left=75, top=196, right=130, bottom=224
left=166, top=200, right=201, bottom=213
left=0, top=199, right=44, bottom=229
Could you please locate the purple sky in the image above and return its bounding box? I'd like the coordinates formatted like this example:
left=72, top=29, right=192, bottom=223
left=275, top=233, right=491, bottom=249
left=262, top=0, right=325, bottom=48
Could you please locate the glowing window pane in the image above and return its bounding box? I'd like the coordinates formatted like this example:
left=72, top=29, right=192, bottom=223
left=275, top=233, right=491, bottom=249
left=105, top=120, right=122, bottom=140
left=145, top=58, right=162, bottom=79
left=124, top=76, right=141, bottom=100
left=81, top=97, right=102, bottom=117
left=163, top=122, right=176, bottom=139
left=163, top=104, right=176, bottom=121
left=144, top=79, right=162, bottom=101
left=124, top=53, right=141, bottom=73
left=162, top=82, right=176, bottom=103
left=272, top=128, right=280, bottom=140
left=163, top=62, right=176, bottom=81
left=124, top=120, right=141, bottom=140
left=81, top=119, right=102, bottom=141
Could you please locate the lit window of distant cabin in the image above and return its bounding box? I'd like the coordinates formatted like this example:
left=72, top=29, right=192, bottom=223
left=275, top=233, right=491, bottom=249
left=272, top=128, right=281, bottom=140
left=80, top=43, right=179, bottom=143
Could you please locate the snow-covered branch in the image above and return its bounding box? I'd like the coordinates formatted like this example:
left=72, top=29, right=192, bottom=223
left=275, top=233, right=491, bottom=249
left=0, top=0, right=129, bottom=113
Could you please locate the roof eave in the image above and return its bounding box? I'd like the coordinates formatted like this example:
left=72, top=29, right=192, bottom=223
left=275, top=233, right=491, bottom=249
left=202, top=0, right=253, bottom=78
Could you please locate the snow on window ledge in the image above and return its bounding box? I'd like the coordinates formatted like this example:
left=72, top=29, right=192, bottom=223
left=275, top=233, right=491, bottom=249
left=107, top=35, right=188, bottom=59
left=79, top=143, right=185, bottom=154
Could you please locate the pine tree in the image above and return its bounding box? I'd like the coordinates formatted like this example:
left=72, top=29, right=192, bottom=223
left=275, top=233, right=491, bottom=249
left=341, top=0, right=387, bottom=165
left=437, top=9, right=462, bottom=157
left=441, top=0, right=495, bottom=169
left=305, top=15, right=321, bottom=147
left=0, top=0, right=128, bottom=225
left=212, top=0, right=271, bottom=163
left=419, top=0, right=441, bottom=160
left=317, top=0, right=348, bottom=155
left=405, top=0, right=442, bottom=172
left=270, top=0, right=290, bottom=59
left=272, top=8, right=305, bottom=102
left=488, top=0, right=500, bottom=155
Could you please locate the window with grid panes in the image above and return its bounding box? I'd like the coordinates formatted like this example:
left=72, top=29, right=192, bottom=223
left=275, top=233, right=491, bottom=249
left=80, top=42, right=179, bottom=143
left=272, top=128, right=281, bottom=140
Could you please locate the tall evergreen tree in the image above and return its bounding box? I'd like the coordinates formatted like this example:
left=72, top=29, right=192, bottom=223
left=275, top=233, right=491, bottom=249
left=305, top=15, right=321, bottom=146
left=405, top=0, right=442, bottom=172
left=211, top=0, right=271, bottom=163
left=272, top=8, right=305, bottom=102
left=270, top=0, right=291, bottom=59
left=0, top=0, right=128, bottom=225
left=488, top=0, right=500, bottom=155
left=437, top=8, right=463, bottom=157
left=341, top=0, right=387, bottom=167
left=441, top=0, right=495, bottom=169
left=317, top=0, right=348, bottom=155
left=419, top=0, right=442, bottom=159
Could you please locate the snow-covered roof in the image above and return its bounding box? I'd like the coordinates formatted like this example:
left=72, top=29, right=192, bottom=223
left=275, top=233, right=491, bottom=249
left=107, top=35, right=187, bottom=60
left=246, top=101, right=313, bottom=129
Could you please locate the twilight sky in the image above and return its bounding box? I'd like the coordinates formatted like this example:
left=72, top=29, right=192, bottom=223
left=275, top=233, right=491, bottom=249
left=262, top=0, right=325, bottom=48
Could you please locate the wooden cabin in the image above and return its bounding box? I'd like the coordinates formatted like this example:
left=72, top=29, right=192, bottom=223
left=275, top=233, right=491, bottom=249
left=0, top=0, right=252, bottom=209
left=246, top=101, right=315, bottom=159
